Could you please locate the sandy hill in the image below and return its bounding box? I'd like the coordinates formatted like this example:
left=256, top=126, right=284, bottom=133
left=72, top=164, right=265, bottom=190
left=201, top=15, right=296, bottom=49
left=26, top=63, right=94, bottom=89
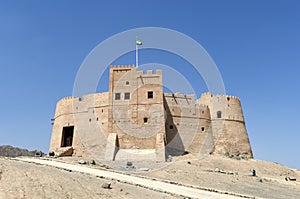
left=0, top=154, right=299, bottom=199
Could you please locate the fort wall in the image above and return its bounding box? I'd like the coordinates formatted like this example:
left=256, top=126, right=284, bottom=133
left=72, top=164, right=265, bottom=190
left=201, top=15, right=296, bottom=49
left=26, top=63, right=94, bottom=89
left=164, top=93, right=213, bottom=156
left=50, top=67, right=253, bottom=161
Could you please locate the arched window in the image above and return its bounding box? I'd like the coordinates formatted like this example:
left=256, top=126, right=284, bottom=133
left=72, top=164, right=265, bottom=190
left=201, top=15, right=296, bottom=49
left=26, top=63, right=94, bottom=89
left=217, top=111, right=222, bottom=118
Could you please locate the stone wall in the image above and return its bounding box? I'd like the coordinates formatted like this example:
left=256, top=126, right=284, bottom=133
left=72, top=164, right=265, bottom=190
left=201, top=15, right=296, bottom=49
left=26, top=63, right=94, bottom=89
left=163, top=93, right=213, bottom=157
left=49, top=67, right=253, bottom=161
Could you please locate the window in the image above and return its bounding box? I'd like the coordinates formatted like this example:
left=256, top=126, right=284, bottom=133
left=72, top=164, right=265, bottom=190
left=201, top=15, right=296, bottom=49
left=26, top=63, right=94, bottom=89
left=217, top=111, right=222, bottom=118
left=124, top=92, right=130, bottom=100
left=144, top=117, right=148, bottom=124
left=115, top=93, right=121, bottom=100
left=201, top=127, right=205, bottom=131
left=147, top=91, right=153, bottom=99
left=170, top=125, right=173, bottom=129
left=126, top=81, right=129, bottom=85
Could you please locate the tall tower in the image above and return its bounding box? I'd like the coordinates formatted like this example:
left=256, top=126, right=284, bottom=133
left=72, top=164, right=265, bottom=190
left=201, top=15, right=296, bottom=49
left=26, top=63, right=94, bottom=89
left=106, top=65, right=166, bottom=161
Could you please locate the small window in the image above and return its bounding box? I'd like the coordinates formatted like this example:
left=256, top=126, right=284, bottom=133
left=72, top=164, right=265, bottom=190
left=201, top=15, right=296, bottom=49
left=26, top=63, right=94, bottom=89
left=201, top=127, right=205, bottom=131
left=124, top=92, right=130, bottom=100
left=96, top=117, right=98, bottom=121
left=148, top=91, right=153, bottom=99
left=144, top=117, right=148, bottom=124
left=126, top=81, right=129, bottom=85
left=102, top=109, right=103, bottom=113
left=227, top=97, right=230, bottom=101
left=217, top=111, right=222, bottom=118
left=89, top=118, right=91, bottom=122
left=115, top=93, right=121, bottom=100
left=170, top=125, right=173, bottom=129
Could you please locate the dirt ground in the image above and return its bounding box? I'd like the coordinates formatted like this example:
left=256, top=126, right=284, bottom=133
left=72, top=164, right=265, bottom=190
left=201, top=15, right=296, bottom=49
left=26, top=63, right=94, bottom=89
left=0, top=157, right=178, bottom=199
left=140, top=154, right=300, bottom=199
left=0, top=154, right=299, bottom=199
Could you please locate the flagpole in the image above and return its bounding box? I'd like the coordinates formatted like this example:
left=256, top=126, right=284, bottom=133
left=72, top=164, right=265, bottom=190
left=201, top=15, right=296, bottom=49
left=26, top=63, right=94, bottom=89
left=136, top=40, right=138, bottom=68
left=136, top=37, right=142, bottom=68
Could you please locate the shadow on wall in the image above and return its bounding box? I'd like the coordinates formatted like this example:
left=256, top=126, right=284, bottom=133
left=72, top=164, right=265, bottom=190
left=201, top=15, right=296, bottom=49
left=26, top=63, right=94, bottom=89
left=164, top=96, right=187, bottom=157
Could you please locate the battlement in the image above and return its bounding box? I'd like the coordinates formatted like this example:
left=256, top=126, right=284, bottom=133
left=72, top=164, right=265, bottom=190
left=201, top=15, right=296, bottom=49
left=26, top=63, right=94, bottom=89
left=199, top=92, right=240, bottom=102
left=57, top=96, right=78, bottom=104
left=164, top=92, right=195, bottom=99
left=110, top=64, right=136, bottom=70
left=136, top=69, right=162, bottom=76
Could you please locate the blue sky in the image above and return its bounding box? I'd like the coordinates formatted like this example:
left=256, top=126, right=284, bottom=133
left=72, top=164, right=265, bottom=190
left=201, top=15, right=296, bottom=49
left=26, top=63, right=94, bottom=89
left=0, top=1, right=299, bottom=169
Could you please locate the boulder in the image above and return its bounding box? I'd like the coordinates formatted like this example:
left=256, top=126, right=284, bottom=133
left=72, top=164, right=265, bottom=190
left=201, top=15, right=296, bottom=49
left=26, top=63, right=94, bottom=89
left=102, top=182, right=111, bottom=189
left=78, top=160, right=87, bottom=164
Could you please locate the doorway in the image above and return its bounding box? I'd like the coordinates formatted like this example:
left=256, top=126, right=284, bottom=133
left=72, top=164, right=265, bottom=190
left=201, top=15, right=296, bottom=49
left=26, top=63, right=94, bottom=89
left=61, top=126, right=74, bottom=147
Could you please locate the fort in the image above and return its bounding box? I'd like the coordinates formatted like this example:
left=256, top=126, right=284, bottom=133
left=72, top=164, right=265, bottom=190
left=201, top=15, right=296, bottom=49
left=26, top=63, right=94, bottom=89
left=49, top=65, right=253, bottom=161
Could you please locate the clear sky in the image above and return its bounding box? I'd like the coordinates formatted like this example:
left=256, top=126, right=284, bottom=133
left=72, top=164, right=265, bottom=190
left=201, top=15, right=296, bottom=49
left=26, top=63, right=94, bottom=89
left=0, top=1, right=299, bottom=169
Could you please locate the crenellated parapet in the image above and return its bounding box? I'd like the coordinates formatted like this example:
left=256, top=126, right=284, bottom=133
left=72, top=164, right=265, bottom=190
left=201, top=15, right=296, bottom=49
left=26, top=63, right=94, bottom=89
left=197, top=92, right=244, bottom=122
left=136, top=69, right=162, bottom=76
left=55, top=96, right=80, bottom=118
left=109, top=64, right=136, bottom=69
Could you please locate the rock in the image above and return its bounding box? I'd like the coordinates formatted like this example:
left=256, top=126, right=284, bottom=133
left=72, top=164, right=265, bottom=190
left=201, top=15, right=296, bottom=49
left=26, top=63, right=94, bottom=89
left=227, top=171, right=234, bottom=175
left=139, top=168, right=150, bottom=171
left=78, top=160, right=87, bottom=164
left=249, top=169, right=256, bottom=176
left=125, top=161, right=135, bottom=170
left=285, top=176, right=296, bottom=181
left=241, top=154, right=248, bottom=160
left=102, top=182, right=111, bottom=189
left=35, top=150, right=43, bottom=157
left=220, top=169, right=226, bottom=174
left=90, top=160, right=96, bottom=165
left=215, top=168, right=220, bottom=172
left=256, top=177, right=263, bottom=183
left=167, top=155, right=172, bottom=162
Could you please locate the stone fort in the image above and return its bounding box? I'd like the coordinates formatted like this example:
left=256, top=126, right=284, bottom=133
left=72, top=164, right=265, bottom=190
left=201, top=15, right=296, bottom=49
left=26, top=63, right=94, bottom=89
left=49, top=65, right=253, bottom=161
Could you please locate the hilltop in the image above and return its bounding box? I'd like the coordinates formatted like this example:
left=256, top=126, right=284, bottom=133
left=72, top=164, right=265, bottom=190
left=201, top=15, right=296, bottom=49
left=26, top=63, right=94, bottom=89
left=0, top=145, right=43, bottom=158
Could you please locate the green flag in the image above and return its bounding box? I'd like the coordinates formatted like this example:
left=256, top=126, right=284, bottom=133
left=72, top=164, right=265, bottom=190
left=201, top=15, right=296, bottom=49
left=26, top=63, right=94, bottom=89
left=136, top=39, right=142, bottom=45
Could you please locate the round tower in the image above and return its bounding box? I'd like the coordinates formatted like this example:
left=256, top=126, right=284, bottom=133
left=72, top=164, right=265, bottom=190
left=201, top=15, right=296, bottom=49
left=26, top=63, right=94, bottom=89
left=198, top=93, right=253, bottom=158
